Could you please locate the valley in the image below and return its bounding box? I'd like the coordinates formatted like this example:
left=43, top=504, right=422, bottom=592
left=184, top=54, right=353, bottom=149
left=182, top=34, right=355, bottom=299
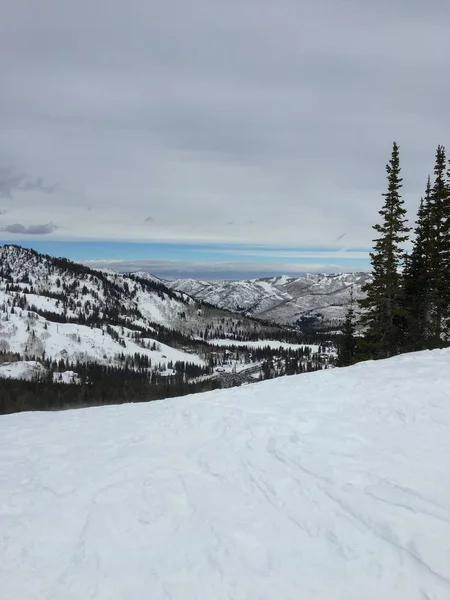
left=0, top=245, right=338, bottom=413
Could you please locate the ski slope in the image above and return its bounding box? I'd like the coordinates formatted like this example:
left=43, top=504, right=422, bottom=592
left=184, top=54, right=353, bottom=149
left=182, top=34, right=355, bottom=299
left=1, top=350, right=450, bottom=599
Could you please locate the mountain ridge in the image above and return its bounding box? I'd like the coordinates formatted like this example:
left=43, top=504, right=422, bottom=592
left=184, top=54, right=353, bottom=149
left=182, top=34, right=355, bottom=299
left=163, top=271, right=370, bottom=327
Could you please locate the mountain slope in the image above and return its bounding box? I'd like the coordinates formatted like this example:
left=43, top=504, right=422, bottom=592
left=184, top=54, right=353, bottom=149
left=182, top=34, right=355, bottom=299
left=0, top=244, right=204, bottom=370
left=165, top=272, right=371, bottom=328
left=1, top=349, right=449, bottom=599
left=0, top=245, right=288, bottom=372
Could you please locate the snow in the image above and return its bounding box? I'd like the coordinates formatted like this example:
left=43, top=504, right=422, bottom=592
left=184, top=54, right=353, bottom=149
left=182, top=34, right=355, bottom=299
left=24, top=293, right=64, bottom=314
left=52, top=370, right=81, bottom=384
left=0, top=360, right=81, bottom=384
left=0, top=360, right=47, bottom=381
left=1, top=349, right=450, bottom=599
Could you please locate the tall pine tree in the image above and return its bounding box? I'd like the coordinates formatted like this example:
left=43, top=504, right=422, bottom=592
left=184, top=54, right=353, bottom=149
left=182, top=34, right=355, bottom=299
left=359, top=142, right=410, bottom=359
left=337, top=286, right=356, bottom=366
left=427, top=145, right=450, bottom=347
left=403, top=177, right=432, bottom=351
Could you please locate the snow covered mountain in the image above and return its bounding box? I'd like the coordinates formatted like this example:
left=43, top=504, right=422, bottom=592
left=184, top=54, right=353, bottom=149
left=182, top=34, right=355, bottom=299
left=0, top=245, right=284, bottom=373
left=165, top=272, right=371, bottom=328
left=1, top=348, right=449, bottom=599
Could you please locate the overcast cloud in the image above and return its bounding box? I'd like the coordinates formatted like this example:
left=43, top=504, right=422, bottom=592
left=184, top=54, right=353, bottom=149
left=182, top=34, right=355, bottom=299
left=1, top=0, right=450, bottom=247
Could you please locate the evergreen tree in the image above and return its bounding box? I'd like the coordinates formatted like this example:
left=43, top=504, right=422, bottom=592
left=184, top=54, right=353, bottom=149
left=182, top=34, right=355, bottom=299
left=403, top=177, right=433, bottom=351
left=359, top=142, right=410, bottom=359
left=427, top=145, right=450, bottom=347
left=337, top=287, right=356, bottom=366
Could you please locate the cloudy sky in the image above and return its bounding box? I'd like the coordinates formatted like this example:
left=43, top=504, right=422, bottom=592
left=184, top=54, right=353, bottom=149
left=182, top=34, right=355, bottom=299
left=1, top=0, right=449, bottom=278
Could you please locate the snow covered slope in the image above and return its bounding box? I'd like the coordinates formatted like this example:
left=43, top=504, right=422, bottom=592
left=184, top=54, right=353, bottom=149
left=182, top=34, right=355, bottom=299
left=0, top=359, right=47, bottom=381
left=1, top=349, right=449, bottom=599
left=0, top=360, right=80, bottom=383
left=166, top=272, right=371, bottom=328
left=0, top=310, right=204, bottom=368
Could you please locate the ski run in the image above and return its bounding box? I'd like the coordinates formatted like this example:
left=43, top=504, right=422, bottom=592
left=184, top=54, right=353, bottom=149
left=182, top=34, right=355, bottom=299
left=1, top=349, right=449, bottom=599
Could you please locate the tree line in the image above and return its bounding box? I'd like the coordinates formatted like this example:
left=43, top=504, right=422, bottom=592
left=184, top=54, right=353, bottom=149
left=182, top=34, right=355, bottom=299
left=0, top=361, right=221, bottom=415
left=338, top=142, right=450, bottom=366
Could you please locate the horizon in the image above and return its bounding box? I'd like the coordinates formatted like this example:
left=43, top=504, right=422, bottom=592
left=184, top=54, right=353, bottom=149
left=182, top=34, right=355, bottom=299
left=0, top=240, right=371, bottom=280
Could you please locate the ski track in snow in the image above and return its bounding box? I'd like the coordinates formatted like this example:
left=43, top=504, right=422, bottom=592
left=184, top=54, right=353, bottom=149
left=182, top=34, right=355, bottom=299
left=1, top=350, right=450, bottom=599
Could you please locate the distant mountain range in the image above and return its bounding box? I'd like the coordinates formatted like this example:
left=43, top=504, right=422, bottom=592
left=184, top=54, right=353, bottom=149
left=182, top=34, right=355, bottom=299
left=162, top=272, right=370, bottom=328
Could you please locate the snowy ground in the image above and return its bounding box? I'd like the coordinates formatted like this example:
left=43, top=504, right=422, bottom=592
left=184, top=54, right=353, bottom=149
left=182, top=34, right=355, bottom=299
left=1, top=350, right=450, bottom=599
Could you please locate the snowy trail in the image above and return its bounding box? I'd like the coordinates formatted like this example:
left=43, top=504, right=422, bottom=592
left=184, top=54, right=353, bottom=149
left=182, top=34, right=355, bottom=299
left=1, top=350, right=450, bottom=599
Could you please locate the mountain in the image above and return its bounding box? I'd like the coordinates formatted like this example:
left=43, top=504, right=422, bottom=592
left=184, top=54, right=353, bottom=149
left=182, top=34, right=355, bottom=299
left=164, top=272, right=371, bottom=328
left=0, top=244, right=199, bottom=365
left=0, top=245, right=307, bottom=396
left=1, top=348, right=449, bottom=599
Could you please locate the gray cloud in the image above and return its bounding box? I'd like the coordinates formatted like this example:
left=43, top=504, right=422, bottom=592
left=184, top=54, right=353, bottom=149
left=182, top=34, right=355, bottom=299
left=0, top=165, right=59, bottom=199
left=1, top=0, right=450, bottom=248
left=144, top=216, right=155, bottom=223
left=0, top=166, right=58, bottom=199
left=1, top=222, right=58, bottom=235
left=0, top=167, right=24, bottom=199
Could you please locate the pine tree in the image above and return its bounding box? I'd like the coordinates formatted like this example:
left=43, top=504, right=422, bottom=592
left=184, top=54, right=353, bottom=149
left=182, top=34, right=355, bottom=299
left=359, top=142, right=410, bottom=359
left=403, top=177, right=432, bottom=351
left=427, top=145, right=450, bottom=347
left=337, top=287, right=356, bottom=366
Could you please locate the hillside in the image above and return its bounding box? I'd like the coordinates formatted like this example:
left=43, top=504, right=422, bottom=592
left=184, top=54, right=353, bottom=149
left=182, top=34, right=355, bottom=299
left=0, top=244, right=290, bottom=372
left=1, top=349, right=449, bottom=599
left=165, top=272, right=371, bottom=328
